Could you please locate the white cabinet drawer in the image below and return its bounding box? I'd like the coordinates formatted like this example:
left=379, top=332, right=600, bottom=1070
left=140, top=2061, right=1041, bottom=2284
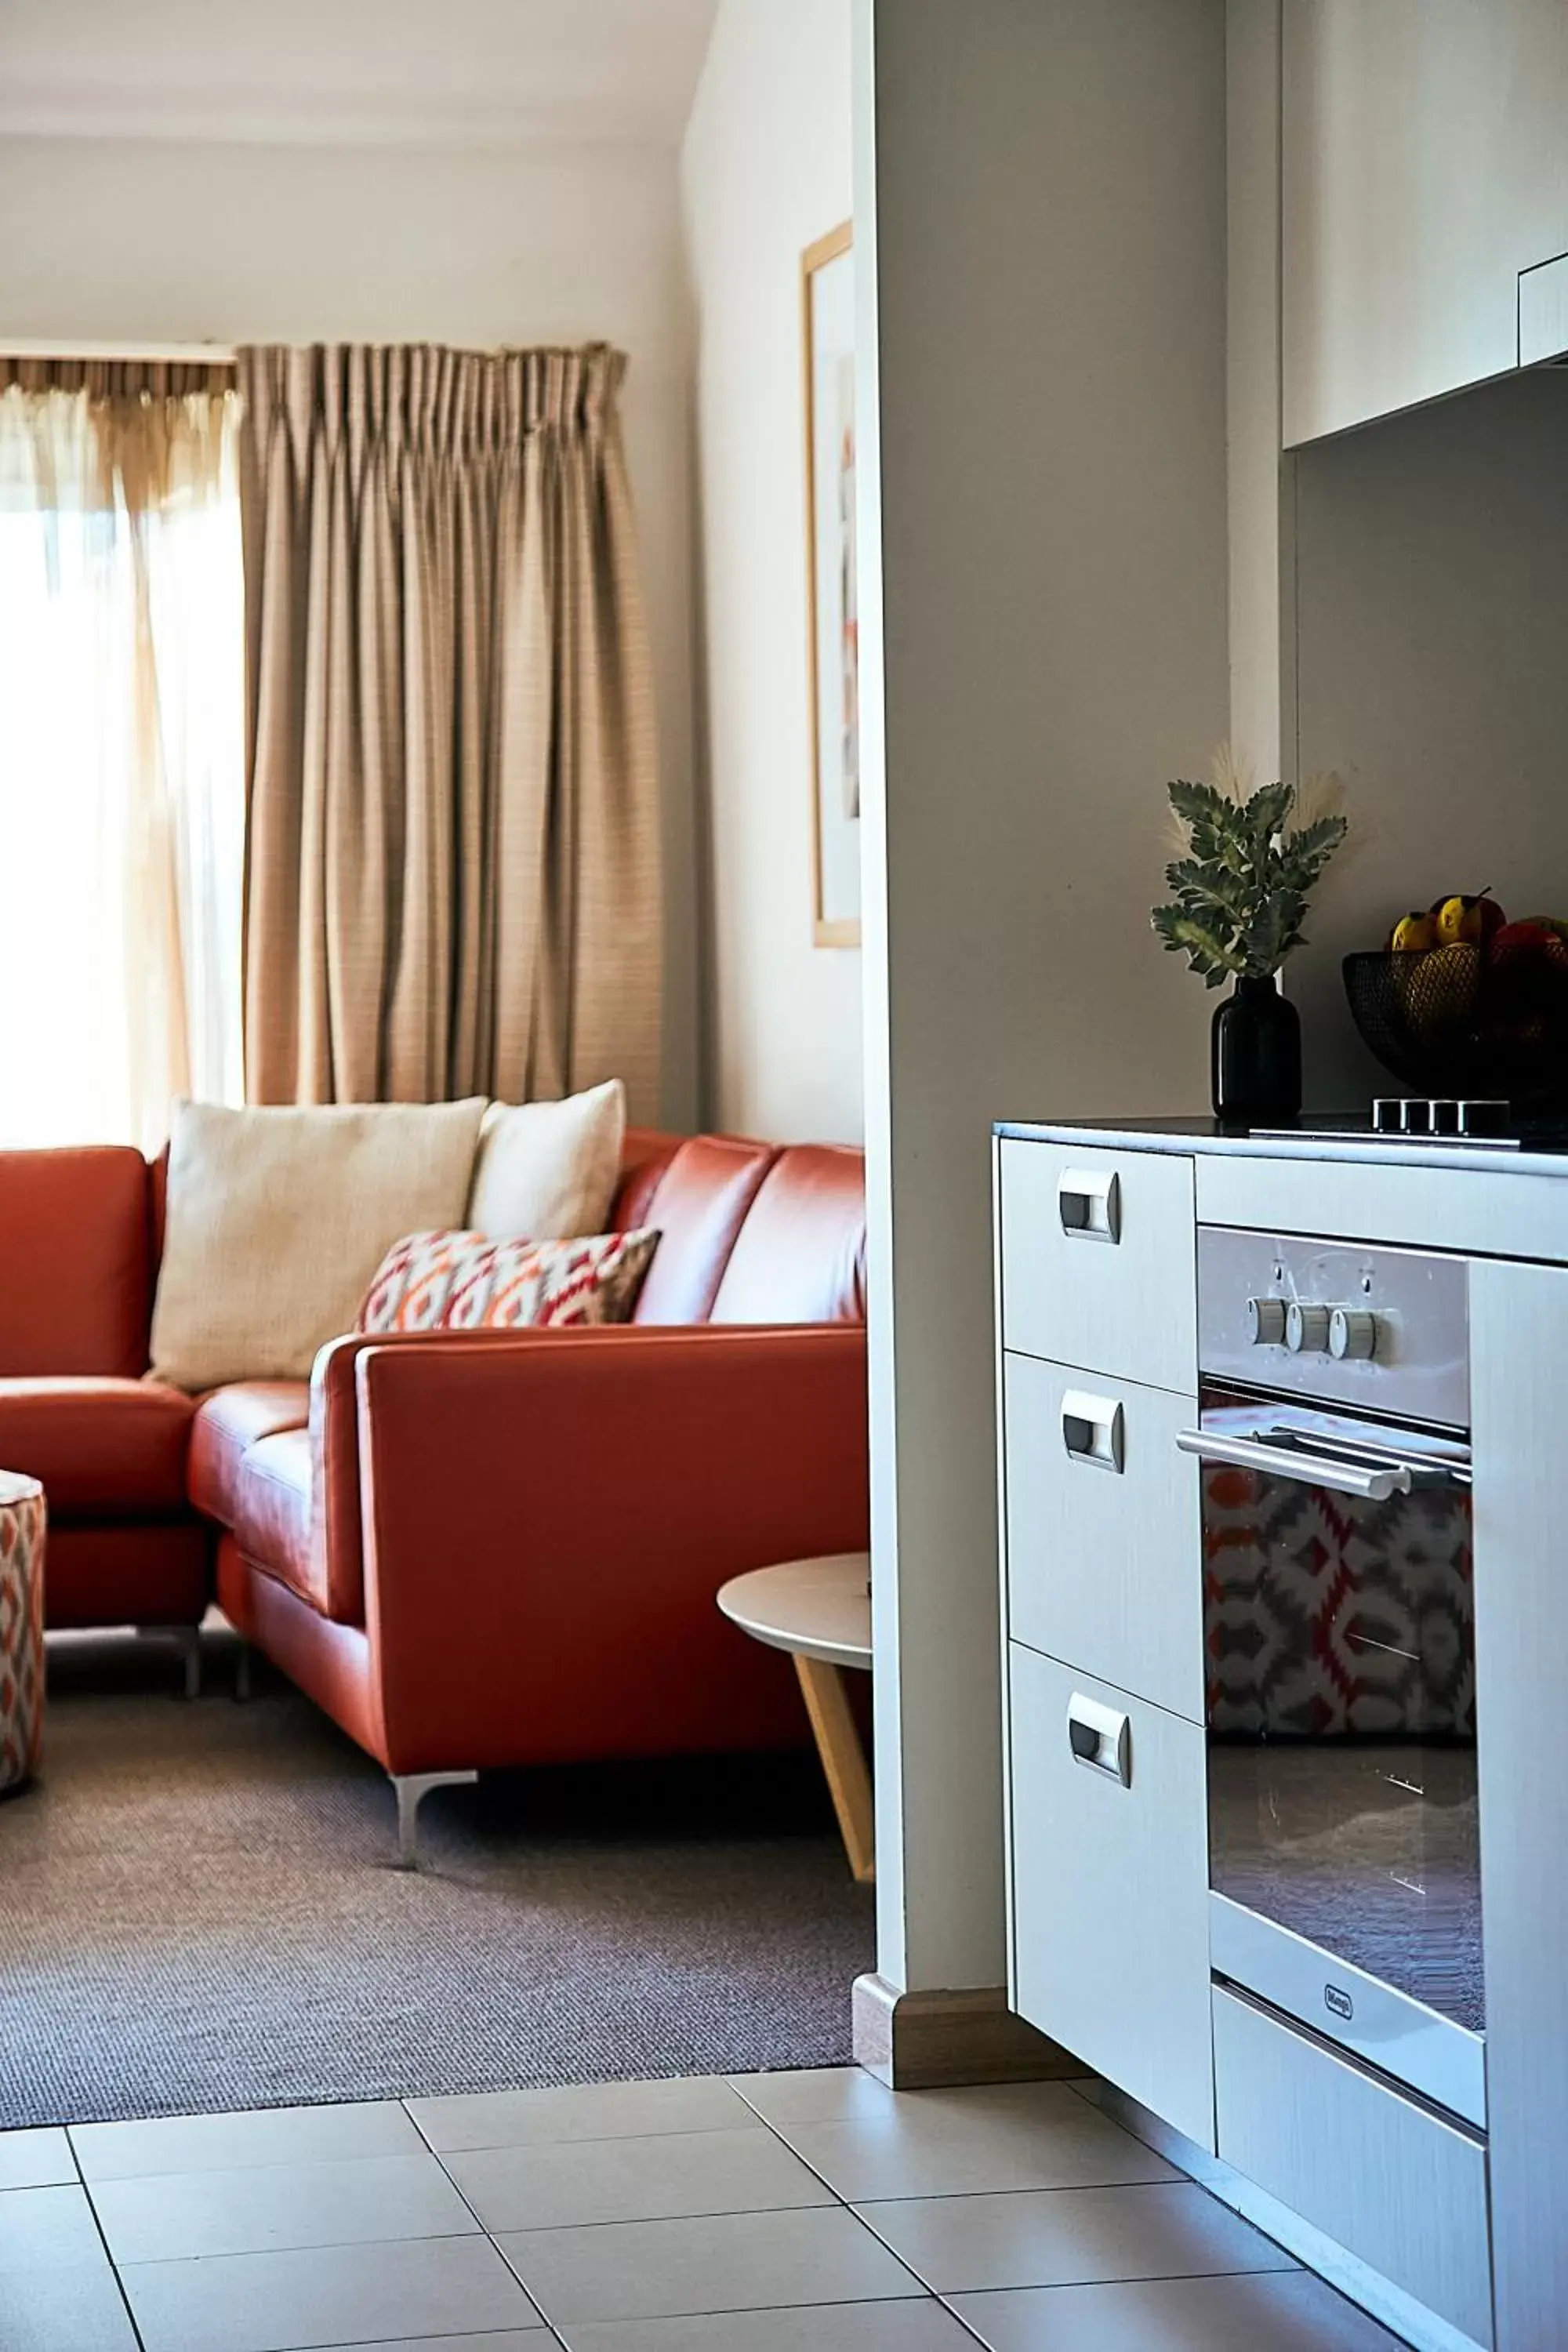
left=997, top=1138, right=1195, bottom=1393
left=1008, top=1646, right=1214, bottom=2151
left=1214, top=1989, right=1493, bottom=2349
left=1003, top=1356, right=1203, bottom=1724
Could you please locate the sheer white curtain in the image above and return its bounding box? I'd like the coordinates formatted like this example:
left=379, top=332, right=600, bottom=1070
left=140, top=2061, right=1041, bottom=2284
left=0, top=367, right=245, bottom=1151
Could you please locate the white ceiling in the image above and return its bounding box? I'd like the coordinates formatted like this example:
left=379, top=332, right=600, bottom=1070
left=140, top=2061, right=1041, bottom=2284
left=0, top=0, right=722, bottom=147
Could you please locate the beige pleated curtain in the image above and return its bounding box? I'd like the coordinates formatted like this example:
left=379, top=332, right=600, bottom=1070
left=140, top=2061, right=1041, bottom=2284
left=237, top=343, right=661, bottom=1116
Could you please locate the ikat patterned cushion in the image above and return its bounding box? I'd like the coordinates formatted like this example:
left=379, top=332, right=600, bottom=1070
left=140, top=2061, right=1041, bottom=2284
left=359, top=1227, right=660, bottom=1334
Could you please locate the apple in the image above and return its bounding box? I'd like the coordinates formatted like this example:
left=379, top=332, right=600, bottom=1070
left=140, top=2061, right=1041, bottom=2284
left=1431, top=892, right=1506, bottom=949
left=1494, top=920, right=1568, bottom=974
left=1492, top=920, right=1556, bottom=955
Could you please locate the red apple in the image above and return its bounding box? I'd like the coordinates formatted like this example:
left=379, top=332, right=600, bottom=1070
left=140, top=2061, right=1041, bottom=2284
left=1491, top=920, right=1557, bottom=958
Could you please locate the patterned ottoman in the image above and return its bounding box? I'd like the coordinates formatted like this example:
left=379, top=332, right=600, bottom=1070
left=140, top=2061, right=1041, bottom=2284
left=0, top=1473, right=45, bottom=1793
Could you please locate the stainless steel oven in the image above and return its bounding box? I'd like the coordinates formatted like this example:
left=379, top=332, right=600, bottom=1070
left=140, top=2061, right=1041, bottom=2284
left=1181, top=1229, right=1483, bottom=2129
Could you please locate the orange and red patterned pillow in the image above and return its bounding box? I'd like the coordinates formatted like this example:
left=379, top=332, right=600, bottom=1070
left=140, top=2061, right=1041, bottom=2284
left=358, top=1227, right=659, bottom=1334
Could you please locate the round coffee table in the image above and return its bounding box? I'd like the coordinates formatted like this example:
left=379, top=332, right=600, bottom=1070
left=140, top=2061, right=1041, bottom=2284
left=0, top=1472, right=45, bottom=1794
left=717, top=1552, right=873, bottom=1882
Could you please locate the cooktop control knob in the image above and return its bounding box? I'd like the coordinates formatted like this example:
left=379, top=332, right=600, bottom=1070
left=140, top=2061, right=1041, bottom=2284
left=1286, top=1302, right=1331, bottom=1354
left=1330, top=1307, right=1379, bottom=1361
left=1247, top=1297, right=1288, bottom=1346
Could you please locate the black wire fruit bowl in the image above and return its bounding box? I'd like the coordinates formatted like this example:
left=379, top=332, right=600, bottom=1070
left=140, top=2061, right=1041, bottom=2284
left=1343, top=946, right=1568, bottom=1105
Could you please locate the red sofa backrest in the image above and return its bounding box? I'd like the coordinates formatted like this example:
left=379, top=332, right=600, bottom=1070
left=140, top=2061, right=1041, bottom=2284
left=0, top=1125, right=866, bottom=1377
left=612, top=1129, right=866, bottom=1327
left=0, top=1146, right=154, bottom=1376
left=710, top=1145, right=867, bottom=1324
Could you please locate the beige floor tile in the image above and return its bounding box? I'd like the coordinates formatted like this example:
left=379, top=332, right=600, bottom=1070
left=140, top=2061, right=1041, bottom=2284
left=410, top=2074, right=754, bottom=2153
left=449, top=2122, right=833, bottom=2232
left=775, top=2086, right=1177, bottom=2202
left=952, top=2268, right=1413, bottom=2351
left=563, top=2299, right=980, bottom=2350
left=122, top=2232, right=543, bottom=2352
left=729, top=2067, right=898, bottom=2128
left=0, top=2183, right=106, bottom=2273
left=308, top=2339, right=544, bottom=2352
left=91, top=2147, right=478, bottom=2264
left=71, top=2098, right=423, bottom=2183
left=883, top=2082, right=1136, bottom=2140
left=859, top=2180, right=1298, bottom=2292
left=499, top=2203, right=921, bottom=2325
left=0, top=2259, right=140, bottom=2352
left=0, top=2128, right=76, bottom=2190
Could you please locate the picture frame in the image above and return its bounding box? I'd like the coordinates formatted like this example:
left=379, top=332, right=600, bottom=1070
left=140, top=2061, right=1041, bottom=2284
left=802, top=220, right=860, bottom=949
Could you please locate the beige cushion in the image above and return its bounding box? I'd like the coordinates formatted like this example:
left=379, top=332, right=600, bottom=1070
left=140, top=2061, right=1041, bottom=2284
left=466, top=1079, right=626, bottom=1240
left=150, top=1098, right=488, bottom=1388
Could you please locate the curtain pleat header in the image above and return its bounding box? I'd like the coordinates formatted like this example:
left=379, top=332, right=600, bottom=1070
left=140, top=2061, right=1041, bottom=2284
left=0, top=356, right=234, bottom=400
left=238, top=343, right=627, bottom=472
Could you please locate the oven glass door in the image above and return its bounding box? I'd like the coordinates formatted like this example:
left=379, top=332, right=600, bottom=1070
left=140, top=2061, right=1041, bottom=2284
left=1196, top=1388, right=1481, bottom=2045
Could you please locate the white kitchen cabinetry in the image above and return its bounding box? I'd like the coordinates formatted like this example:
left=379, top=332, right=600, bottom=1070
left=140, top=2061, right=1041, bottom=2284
left=1214, top=1988, right=1494, bottom=2349
left=996, top=1138, right=1214, bottom=2151
left=1470, top=1260, right=1568, bottom=2351
left=1283, top=0, right=1568, bottom=445
left=1008, top=1646, right=1214, bottom=2151
left=1003, top=1353, right=1203, bottom=1724
left=996, top=1138, right=1195, bottom=1393
left=998, top=1120, right=1568, bottom=2350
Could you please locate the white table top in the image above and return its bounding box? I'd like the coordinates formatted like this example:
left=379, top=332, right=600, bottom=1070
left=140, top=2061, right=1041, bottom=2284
left=717, top=1554, right=872, bottom=1670
left=0, top=1471, right=43, bottom=1510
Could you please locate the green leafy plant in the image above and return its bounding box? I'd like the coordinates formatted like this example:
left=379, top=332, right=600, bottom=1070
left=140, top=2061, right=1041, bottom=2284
left=1152, top=768, right=1347, bottom=989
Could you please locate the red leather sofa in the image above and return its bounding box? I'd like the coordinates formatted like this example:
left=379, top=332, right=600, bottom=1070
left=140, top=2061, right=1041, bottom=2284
left=0, top=1129, right=869, bottom=1857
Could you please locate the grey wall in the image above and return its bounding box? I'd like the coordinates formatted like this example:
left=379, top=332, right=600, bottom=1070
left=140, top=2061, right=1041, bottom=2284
left=858, top=0, right=1229, bottom=1993
left=1290, top=367, right=1568, bottom=1105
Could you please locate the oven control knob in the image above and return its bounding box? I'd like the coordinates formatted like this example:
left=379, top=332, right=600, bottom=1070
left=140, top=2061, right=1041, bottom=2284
left=1285, top=1302, right=1331, bottom=1354
left=1247, top=1297, right=1288, bottom=1346
left=1329, top=1307, right=1379, bottom=1361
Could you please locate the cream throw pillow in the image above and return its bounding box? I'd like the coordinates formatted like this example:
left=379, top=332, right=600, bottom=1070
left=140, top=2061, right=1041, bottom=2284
left=151, top=1098, right=488, bottom=1388
left=466, top=1079, right=626, bottom=1239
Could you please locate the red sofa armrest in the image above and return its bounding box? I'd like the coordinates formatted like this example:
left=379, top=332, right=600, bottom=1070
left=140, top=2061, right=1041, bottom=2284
left=351, top=1323, right=869, bottom=1775
left=310, top=1327, right=538, bottom=1623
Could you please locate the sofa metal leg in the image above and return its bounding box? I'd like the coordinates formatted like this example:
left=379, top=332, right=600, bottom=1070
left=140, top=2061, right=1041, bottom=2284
left=138, top=1625, right=201, bottom=1700
left=393, top=1770, right=478, bottom=1871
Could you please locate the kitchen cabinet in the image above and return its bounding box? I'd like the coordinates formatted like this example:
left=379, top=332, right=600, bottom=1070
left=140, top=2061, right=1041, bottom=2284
left=996, top=1138, right=1195, bottom=1393
left=1213, top=1988, right=1493, bottom=2349
left=996, top=1116, right=1568, bottom=2352
left=1007, top=1646, right=1214, bottom=2151
left=996, top=1139, right=1214, bottom=2152
left=1003, top=1353, right=1203, bottom=1723
left=1282, top=1, right=1568, bottom=445
left=1470, top=1260, right=1568, bottom=2350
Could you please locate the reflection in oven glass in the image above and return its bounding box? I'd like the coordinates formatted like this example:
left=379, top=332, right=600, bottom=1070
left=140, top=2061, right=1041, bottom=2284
left=1209, top=1743, right=1482, bottom=2032
left=1201, top=1388, right=1480, bottom=2036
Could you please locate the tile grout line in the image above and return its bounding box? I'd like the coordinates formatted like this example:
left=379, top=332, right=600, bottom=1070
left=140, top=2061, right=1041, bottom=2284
left=72, top=2166, right=151, bottom=2352
left=52, top=2075, right=1316, bottom=2350
left=394, top=2096, right=560, bottom=2340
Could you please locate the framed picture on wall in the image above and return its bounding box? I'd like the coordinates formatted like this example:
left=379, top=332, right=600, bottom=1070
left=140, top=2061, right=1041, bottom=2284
left=802, top=220, right=860, bottom=949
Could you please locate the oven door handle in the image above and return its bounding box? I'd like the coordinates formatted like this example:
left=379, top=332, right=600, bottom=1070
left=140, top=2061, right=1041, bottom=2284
left=1174, top=1426, right=1414, bottom=1501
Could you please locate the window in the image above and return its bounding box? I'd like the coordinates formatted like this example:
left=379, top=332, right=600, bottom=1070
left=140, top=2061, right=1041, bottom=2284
left=0, top=379, right=245, bottom=1149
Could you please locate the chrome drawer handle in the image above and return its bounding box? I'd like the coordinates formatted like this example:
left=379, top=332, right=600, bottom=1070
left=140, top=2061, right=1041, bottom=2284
left=1067, top=1693, right=1131, bottom=1787
left=1062, top=1389, right=1125, bottom=1473
left=1058, top=1167, right=1120, bottom=1243
left=1175, top=1426, right=1413, bottom=1501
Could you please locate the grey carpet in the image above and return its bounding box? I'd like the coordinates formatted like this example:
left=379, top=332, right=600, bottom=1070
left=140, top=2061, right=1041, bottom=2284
left=0, top=1633, right=873, bottom=2130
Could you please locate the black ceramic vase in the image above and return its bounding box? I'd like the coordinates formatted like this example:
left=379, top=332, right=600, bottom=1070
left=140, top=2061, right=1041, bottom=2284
left=1211, top=974, right=1301, bottom=1125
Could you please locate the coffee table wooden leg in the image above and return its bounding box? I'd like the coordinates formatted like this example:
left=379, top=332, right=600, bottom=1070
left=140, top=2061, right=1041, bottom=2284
left=793, top=1653, right=875, bottom=1884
